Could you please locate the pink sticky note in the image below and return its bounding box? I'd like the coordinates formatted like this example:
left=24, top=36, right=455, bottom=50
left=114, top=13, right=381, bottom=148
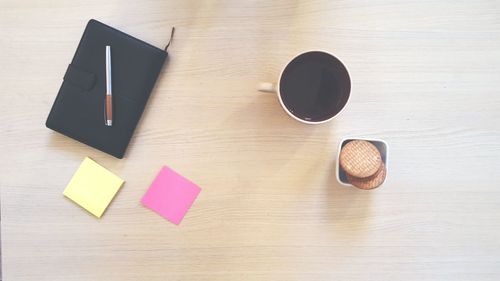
left=141, top=166, right=201, bottom=225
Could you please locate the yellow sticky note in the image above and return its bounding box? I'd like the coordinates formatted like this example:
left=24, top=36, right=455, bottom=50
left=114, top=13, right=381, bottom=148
left=63, top=157, right=124, bottom=218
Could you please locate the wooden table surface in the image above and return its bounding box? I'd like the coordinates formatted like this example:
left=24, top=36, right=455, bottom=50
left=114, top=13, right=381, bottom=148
left=1, top=1, right=500, bottom=280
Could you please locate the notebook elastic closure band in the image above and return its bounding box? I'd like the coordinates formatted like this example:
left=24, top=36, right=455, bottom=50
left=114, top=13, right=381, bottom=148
left=164, top=27, right=175, bottom=51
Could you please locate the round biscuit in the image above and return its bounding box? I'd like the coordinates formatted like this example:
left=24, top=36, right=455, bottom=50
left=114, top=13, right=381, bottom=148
left=339, top=140, right=382, bottom=178
left=347, top=163, right=386, bottom=190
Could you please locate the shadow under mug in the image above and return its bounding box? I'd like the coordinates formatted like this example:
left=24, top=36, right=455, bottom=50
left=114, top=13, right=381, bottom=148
left=258, top=50, right=351, bottom=124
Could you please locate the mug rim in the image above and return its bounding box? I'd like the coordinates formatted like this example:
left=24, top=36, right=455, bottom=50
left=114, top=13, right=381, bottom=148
left=276, top=50, right=351, bottom=125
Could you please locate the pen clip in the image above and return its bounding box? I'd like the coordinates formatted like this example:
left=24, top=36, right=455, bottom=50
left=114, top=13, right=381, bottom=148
left=164, top=27, right=175, bottom=51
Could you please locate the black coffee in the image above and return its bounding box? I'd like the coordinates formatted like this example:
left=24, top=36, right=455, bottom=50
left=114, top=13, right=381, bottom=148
left=279, top=51, right=350, bottom=122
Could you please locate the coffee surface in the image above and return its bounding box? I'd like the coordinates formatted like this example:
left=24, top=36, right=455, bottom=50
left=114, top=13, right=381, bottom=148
left=279, top=51, right=350, bottom=122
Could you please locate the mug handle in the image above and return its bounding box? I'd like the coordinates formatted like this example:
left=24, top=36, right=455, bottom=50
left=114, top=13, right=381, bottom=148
left=257, top=82, right=277, bottom=93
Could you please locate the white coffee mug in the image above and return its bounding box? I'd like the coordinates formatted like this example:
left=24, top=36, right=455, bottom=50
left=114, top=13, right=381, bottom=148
left=258, top=50, right=351, bottom=124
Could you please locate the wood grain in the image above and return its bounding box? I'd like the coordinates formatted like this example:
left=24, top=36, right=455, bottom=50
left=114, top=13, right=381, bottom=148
left=1, top=0, right=500, bottom=280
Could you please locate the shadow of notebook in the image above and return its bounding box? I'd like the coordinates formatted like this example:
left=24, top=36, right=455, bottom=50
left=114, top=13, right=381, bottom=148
left=46, top=19, right=167, bottom=159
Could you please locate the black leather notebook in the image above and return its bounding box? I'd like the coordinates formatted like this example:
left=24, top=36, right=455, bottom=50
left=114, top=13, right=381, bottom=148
left=46, top=19, right=167, bottom=158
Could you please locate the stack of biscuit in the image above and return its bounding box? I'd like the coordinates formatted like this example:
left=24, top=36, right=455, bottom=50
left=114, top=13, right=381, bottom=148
left=339, top=140, right=386, bottom=190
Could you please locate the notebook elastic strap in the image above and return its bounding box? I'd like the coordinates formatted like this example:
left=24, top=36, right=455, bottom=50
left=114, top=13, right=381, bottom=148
left=164, top=27, right=175, bottom=51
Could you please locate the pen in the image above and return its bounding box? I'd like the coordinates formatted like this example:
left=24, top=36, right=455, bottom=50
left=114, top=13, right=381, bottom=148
left=105, top=45, right=113, bottom=126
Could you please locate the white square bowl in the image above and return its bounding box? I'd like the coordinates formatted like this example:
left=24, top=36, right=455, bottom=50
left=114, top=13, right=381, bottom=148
left=336, top=138, right=389, bottom=187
